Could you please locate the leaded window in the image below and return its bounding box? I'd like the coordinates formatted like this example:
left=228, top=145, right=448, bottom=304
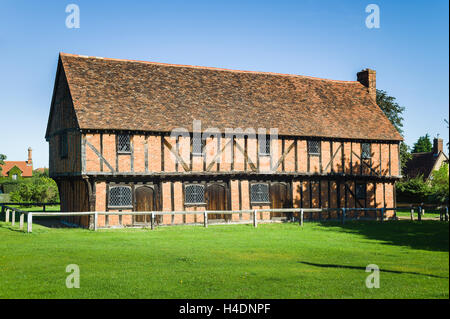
left=361, top=143, right=371, bottom=159
left=117, top=135, right=131, bottom=153
left=185, top=184, right=205, bottom=204
left=259, top=137, right=270, bottom=156
left=192, top=136, right=206, bottom=156
left=109, top=186, right=132, bottom=207
left=308, top=140, right=320, bottom=155
left=355, top=183, right=366, bottom=200
left=60, top=132, right=68, bottom=159
left=250, top=183, right=270, bottom=203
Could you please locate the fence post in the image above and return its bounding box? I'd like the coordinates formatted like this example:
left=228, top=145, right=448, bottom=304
left=5, top=208, right=9, bottom=223
left=380, top=208, right=385, bottom=222
left=27, top=213, right=33, bottom=233
left=342, top=208, right=346, bottom=225
left=151, top=212, right=155, bottom=230
left=418, top=206, right=422, bottom=222
left=19, top=213, right=24, bottom=230
left=204, top=211, right=208, bottom=228
left=445, top=207, right=449, bottom=222
left=300, top=209, right=304, bottom=227
left=11, top=210, right=15, bottom=226
left=94, top=212, right=98, bottom=231
left=410, top=208, right=414, bottom=221
left=253, top=209, right=258, bottom=228
left=43, top=204, right=46, bottom=212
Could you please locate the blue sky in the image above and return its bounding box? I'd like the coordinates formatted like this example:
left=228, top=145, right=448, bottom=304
left=0, top=0, right=448, bottom=169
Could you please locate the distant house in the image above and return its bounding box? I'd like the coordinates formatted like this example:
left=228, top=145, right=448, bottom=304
left=404, top=138, right=448, bottom=181
left=0, top=148, right=33, bottom=180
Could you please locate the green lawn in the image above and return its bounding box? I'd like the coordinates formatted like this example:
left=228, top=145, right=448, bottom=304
left=0, top=220, right=448, bottom=299
left=396, top=208, right=444, bottom=219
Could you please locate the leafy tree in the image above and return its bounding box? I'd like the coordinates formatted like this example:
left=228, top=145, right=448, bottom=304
left=376, top=89, right=411, bottom=170
left=412, top=134, right=433, bottom=153
left=396, top=175, right=431, bottom=204
left=429, top=163, right=449, bottom=205
left=10, top=176, right=59, bottom=203
left=0, top=154, right=6, bottom=176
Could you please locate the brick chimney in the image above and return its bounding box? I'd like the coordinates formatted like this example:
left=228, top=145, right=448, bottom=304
left=27, top=147, right=32, bottom=166
left=357, top=69, right=376, bottom=102
left=433, top=138, right=443, bottom=155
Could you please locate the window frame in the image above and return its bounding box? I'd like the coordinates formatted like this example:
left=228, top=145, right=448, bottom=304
left=361, top=143, right=371, bottom=159
left=250, top=182, right=270, bottom=204
left=184, top=184, right=206, bottom=205
left=307, top=140, right=321, bottom=156
left=258, top=137, right=271, bottom=156
left=192, top=137, right=206, bottom=157
left=117, top=134, right=131, bottom=154
left=355, top=183, right=367, bottom=200
left=108, top=185, right=133, bottom=209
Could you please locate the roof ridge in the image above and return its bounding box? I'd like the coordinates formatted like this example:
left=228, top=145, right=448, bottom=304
left=59, top=52, right=360, bottom=84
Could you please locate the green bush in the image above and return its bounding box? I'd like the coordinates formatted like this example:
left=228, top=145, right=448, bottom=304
left=9, top=176, right=59, bottom=203
left=397, top=163, right=449, bottom=205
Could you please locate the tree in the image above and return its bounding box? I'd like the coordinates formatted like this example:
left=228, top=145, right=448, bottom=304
left=0, top=154, right=6, bottom=176
left=376, top=89, right=411, bottom=170
left=412, top=134, right=433, bottom=153
left=429, top=163, right=449, bottom=205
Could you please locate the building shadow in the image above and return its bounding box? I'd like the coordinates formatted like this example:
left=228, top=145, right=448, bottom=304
left=298, top=261, right=448, bottom=279
left=316, top=220, right=449, bottom=252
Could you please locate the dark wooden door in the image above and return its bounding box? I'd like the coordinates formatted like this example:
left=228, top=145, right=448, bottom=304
left=135, top=186, right=155, bottom=224
left=270, top=183, right=291, bottom=217
left=206, top=183, right=228, bottom=220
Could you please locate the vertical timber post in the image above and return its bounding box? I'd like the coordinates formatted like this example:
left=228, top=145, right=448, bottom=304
left=94, top=212, right=98, bottom=231
left=300, top=209, right=304, bottom=227
left=204, top=211, right=208, bottom=228
left=5, top=208, right=9, bottom=223
left=253, top=209, right=258, bottom=228
left=445, top=207, right=449, bottom=222
left=27, top=213, right=33, bottom=233
left=418, top=206, right=422, bottom=221
left=19, top=213, right=24, bottom=230
left=410, top=208, right=414, bottom=221
left=380, top=208, right=385, bottom=222
left=342, top=208, right=346, bottom=225
left=151, top=212, right=155, bottom=230
left=11, top=210, right=15, bottom=226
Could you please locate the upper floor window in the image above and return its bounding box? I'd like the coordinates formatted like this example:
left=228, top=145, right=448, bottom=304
left=192, top=137, right=206, bottom=157
left=60, top=132, right=68, bottom=159
left=12, top=174, right=18, bottom=180
left=250, top=183, right=270, bottom=203
left=108, top=186, right=132, bottom=208
left=308, top=140, right=320, bottom=156
left=259, top=137, right=271, bottom=156
left=361, top=143, right=371, bottom=159
left=185, top=184, right=205, bottom=204
left=117, top=135, right=131, bottom=153
left=355, top=183, right=366, bottom=200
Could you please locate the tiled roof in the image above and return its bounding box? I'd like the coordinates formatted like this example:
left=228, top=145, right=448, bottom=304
left=58, top=53, right=402, bottom=141
left=0, top=161, right=33, bottom=177
left=404, top=152, right=448, bottom=179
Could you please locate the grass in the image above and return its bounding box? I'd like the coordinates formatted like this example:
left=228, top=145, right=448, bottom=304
left=396, top=208, right=444, bottom=219
left=0, top=220, right=448, bottom=299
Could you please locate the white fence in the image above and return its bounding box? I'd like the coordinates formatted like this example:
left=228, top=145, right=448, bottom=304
left=1, top=206, right=400, bottom=233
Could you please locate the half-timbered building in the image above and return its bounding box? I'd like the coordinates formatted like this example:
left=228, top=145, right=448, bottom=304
left=46, top=53, right=403, bottom=228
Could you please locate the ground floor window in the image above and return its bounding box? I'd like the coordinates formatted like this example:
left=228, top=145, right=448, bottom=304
left=108, top=186, right=133, bottom=208
left=250, top=183, right=270, bottom=204
left=355, top=183, right=366, bottom=200
left=185, top=184, right=205, bottom=204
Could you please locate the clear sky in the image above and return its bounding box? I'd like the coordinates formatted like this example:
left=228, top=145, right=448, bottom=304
left=0, top=0, right=448, bottom=169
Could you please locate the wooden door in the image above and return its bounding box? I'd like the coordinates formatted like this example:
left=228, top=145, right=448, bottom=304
left=206, top=183, right=228, bottom=220
left=135, top=186, right=155, bottom=224
left=270, top=183, right=291, bottom=217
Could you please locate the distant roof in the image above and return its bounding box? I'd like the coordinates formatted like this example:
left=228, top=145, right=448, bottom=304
left=0, top=161, right=33, bottom=177
left=53, top=52, right=403, bottom=141
left=404, top=151, right=448, bottom=179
